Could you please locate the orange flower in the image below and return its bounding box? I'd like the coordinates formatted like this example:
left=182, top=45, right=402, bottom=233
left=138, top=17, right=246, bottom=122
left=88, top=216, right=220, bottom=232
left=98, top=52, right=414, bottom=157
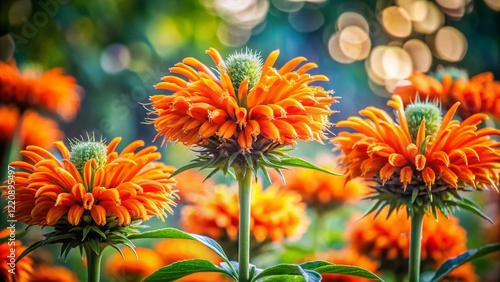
left=3, top=137, right=176, bottom=228
left=181, top=183, right=309, bottom=243
left=0, top=229, right=33, bottom=282
left=29, top=265, right=79, bottom=282
left=308, top=248, right=380, bottom=282
left=274, top=162, right=370, bottom=211
left=347, top=207, right=475, bottom=276
left=106, top=247, right=163, bottom=281
left=395, top=69, right=500, bottom=120
left=154, top=239, right=231, bottom=282
left=0, top=106, right=63, bottom=149
left=332, top=95, right=500, bottom=215
left=173, top=169, right=215, bottom=204
left=147, top=48, right=337, bottom=172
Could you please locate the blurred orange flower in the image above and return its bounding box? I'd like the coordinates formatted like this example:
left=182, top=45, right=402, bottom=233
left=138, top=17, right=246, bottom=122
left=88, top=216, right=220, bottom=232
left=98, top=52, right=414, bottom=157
left=0, top=229, right=33, bottom=282
left=274, top=163, right=370, bottom=211
left=106, top=247, right=163, bottom=281
left=0, top=62, right=80, bottom=122
left=181, top=183, right=309, bottom=243
left=332, top=95, right=500, bottom=213
left=173, top=169, right=215, bottom=204
left=0, top=106, right=63, bottom=150
left=29, top=265, right=79, bottom=282
left=347, top=207, right=476, bottom=280
left=309, top=248, right=380, bottom=282
left=4, top=137, right=176, bottom=227
left=394, top=69, right=500, bottom=120
left=154, top=239, right=231, bottom=282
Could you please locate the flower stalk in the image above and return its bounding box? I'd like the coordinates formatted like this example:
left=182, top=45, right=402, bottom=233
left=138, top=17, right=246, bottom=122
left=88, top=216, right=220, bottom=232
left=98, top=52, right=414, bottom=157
left=84, top=245, right=103, bottom=282
left=237, top=167, right=253, bottom=282
left=408, top=211, right=424, bottom=282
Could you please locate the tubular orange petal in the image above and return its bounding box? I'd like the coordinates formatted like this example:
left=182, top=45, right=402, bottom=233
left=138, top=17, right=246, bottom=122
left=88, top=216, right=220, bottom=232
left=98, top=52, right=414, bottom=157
left=415, top=154, right=426, bottom=171
left=90, top=204, right=107, bottom=225
left=422, top=167, right=436, bottom=189
left=380, top=163, right=395, bottom=184
left=46, top=205, right=70, bottom=225
left=67, top=205, right=85, bottom=225
left=400, top=166, right=413, bottom=190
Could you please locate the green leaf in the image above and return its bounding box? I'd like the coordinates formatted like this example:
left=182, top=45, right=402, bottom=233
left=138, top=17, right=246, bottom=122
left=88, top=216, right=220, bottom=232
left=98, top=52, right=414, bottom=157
left=252, top=264, right=320, bottom=282
left=430, top=243, right=500, bottom=282
left=128, top=228, right=236, bottom=276
left=142, top=259, right=233, bottom=282
left=302, top=261, right=383, bottom=281
left=169, top=162, right=203, bottom=178
left=411, top=187, right=419, bottom=204
left=261, top=275, right=306, bottom=282
left=279, top=157, right=342, bottom=175
left=452, top=198, right=493, bottom=223
left=17, top=233, right=76, bottom=262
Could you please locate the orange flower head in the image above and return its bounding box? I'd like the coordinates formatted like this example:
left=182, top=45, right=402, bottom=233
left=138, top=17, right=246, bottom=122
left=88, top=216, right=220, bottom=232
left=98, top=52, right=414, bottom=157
left=29, top=265, right=79, bottom=282
left=274, top=162, right=370, bottom=212
left=181, top=182, right=309, bottom=244
left=332, top=95, right=500, bottom=217
left=147, top=48, right=337, bottom=176
left=1, top=135, right=177, bottom=252
left=0, top=62, right=81, bottom=122
left=347, top=207, right=473, bottom=275
left=154, top=239, right=232, bottom=282
left=308, top=248, right=380, bottom=282
left=106, top=247, right=163, bottom=282
left=173, top=169, right=215, bottom=204
left=0, top=105, right=19, bottom=143
left=0, top=229, right=33, bottom=282
left=395, top=67, right=500, bottom=120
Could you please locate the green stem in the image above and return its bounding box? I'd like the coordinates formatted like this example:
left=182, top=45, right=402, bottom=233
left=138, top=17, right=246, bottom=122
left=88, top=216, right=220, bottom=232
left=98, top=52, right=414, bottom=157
left=237, top=167, right=253, bottom=282
left=409, top=212, right=424, bottom=282
left=84, top=245, right=103, bottom=282
left=313, top=210, right=326, bottom=254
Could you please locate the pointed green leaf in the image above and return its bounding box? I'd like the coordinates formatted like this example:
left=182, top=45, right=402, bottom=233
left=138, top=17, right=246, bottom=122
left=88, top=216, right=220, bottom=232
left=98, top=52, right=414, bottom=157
left=128, top=228, right=236, bottom=276
left=142, top=259, right=233, bottom=282
left=299, top=261, right=331, bottom=270
left=279, top=157, right=342, bottom=175
left=452, top=198, right=493, bottom=223
left=430, top=243, right=500, bottom=282
left=251, top=264, right=320, bottom=282
left=169, top=162, right=204, bottom=179
left=411, top=188, right=419, bottom=204
left=314, top=264, right=383, bottom=281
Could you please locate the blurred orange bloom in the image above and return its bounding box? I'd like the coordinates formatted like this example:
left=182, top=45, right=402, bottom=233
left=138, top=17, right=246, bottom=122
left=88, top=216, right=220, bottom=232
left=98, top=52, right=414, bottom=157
left=3, top=137, right=176, bottom=227
left=394, top=70, right=500, bottom=120
left=347, top=208, right=476, bottom=280
left=0, top=229, right=33, bottom=282
left=29, top=265, right=79, bottom=282
left=0, top=62, right=81, bottom=122
left=181, top=183, right=309, bottom=243
left=173, top=169, right=215, bottom=204
left=309, top=248, right=380, bottom=282
left=154, top=239, right=231, bottom=282
left=147, top=48, right=337, bottom=167
left=332, top=95, right=500, bottom=195
left=106, top=247, right=163, bottom=281
left=274, top=163, right=370, bottom=211
left=0, top=106, right=63, bottom=150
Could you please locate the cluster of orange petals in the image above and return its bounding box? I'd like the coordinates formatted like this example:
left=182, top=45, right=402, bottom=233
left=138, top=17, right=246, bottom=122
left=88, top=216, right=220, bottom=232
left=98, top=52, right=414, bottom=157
left=148, top=48, right=336, bottom=151
left=181, top=183, right=309, bottom=242
left=154, top=239, right=232, bottom=282
left=4, top=137, right=176, bottom=227
left=274, top=163, right=370, bottom=209
left=395, top=71, right=500, bottom=120
left=347, top=209, right=477, bottom=281
left=0, top=229, right=33, bottom=282
left=172, top=169, right=215, bottom=204
left=30, top=265, right=80, bottom=282
left=332, top=95, right=500, bottom=192
left=106, top=247, right=164, bottom=281
left=310, top=248, right=380, bottom=282
left=0, top=62, right=80, bottom=122
left=0, top=105, right=63, bottom=149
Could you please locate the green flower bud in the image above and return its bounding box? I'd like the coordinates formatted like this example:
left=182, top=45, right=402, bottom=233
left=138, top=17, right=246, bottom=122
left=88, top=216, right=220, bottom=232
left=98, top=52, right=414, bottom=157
left=225, top=49, right=263, bottom=92
left=69, top=135, right=107, bottom=174
left=405, top=100, right=442, bottom=141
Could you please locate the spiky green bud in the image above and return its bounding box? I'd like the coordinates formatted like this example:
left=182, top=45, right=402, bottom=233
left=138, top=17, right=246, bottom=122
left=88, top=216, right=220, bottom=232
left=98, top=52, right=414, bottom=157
left=433, top=66, right=468, bottom=82
left=405, top=100, right=442, bottom=141
left=69, top=135, right=107, bottom=174
left=225, top=49, right=263, bottom=92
